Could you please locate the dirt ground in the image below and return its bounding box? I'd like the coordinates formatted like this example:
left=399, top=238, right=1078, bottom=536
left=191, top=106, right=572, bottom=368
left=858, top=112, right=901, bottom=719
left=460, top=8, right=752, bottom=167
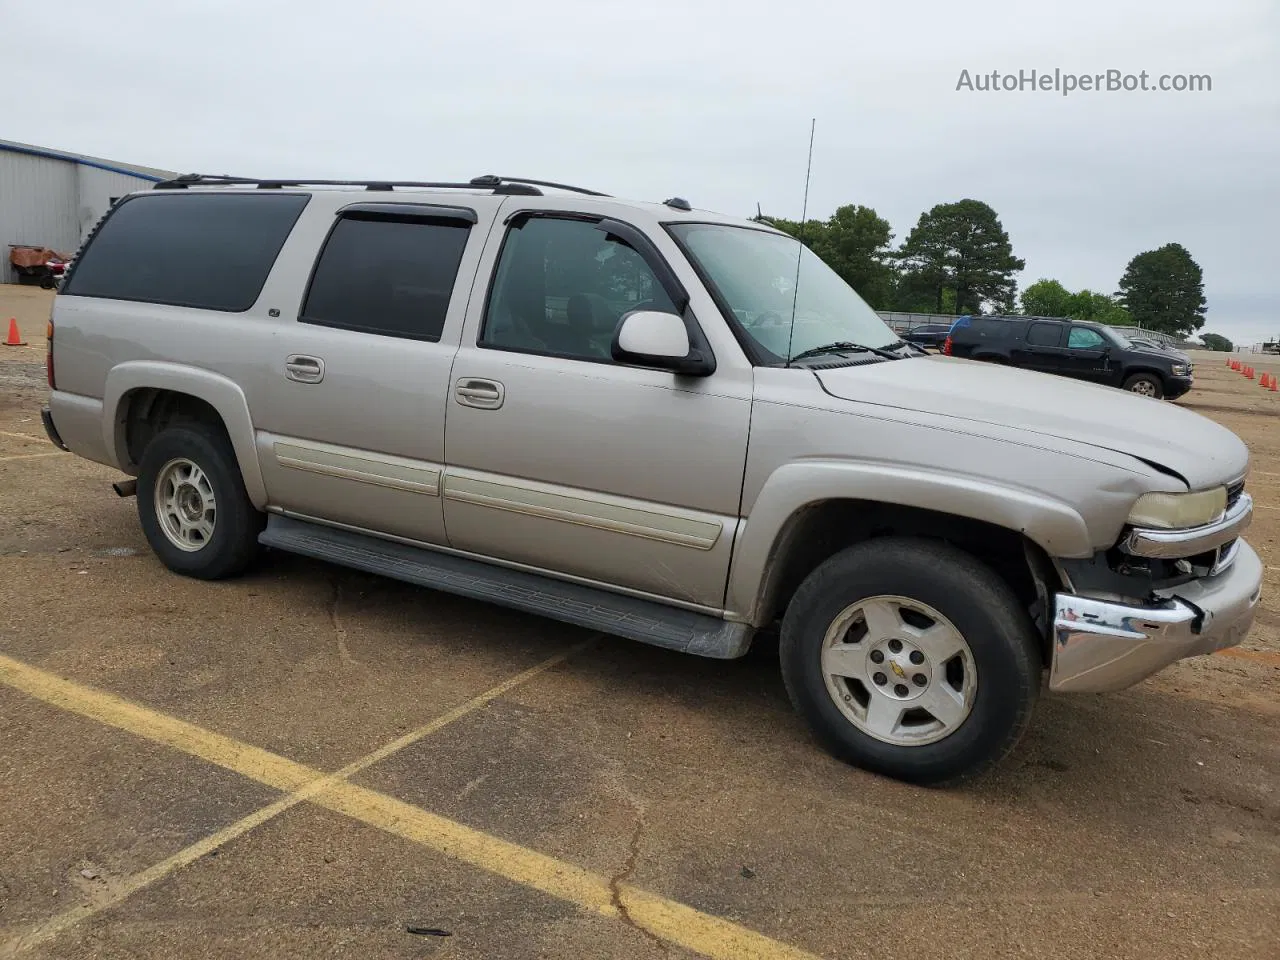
left=0, top=285, right=1277, bottom=960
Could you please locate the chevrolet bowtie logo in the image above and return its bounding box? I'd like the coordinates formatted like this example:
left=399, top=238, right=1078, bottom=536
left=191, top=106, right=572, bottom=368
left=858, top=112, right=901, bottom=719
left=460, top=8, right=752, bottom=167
left=890, top=661, right=906, bottom=679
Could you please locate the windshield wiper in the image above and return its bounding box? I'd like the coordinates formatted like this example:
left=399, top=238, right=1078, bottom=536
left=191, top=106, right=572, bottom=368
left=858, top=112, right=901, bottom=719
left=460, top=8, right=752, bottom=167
left=883, top=338, right=930, bottom=356
left=788, top=341, right=902, bottom=364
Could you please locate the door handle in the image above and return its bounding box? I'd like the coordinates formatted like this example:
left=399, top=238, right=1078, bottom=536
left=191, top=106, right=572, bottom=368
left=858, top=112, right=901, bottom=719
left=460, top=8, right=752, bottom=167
left=285, top=355, right=324, bottom=383
left=455, top=377, right=504, bottom=409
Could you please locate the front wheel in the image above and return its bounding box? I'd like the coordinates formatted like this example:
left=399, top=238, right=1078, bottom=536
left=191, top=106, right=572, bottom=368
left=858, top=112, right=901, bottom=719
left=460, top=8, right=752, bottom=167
left=1123, top=372, right=1164, bottom=398
left=779, top=537, right=1040, bottom=786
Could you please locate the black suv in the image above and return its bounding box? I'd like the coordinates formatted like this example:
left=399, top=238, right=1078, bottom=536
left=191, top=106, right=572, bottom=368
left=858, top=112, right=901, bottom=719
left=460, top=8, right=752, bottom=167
left=942, top=315, right=1194, bottom=399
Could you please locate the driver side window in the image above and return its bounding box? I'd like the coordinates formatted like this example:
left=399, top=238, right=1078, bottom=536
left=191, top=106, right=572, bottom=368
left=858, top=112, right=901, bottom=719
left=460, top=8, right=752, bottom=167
left=1067, top=327, right=1105, bottom=350
left=480, top=215, right=678, bottom=363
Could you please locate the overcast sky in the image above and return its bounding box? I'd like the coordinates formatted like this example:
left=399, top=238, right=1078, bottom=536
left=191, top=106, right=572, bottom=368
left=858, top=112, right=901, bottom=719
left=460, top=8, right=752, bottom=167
left=8, top=0, right=1278, bottom=343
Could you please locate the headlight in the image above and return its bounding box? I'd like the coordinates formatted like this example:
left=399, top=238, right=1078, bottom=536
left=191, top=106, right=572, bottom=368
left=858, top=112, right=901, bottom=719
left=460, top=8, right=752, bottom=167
left=1127, top=487, right=1226, bottom=529
left=1171, top=363, right=1189, bottom=376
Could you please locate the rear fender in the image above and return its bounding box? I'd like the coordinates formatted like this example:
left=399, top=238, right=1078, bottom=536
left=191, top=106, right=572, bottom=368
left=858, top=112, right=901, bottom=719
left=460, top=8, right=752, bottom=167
left=102, top=362, right=267, bottom=508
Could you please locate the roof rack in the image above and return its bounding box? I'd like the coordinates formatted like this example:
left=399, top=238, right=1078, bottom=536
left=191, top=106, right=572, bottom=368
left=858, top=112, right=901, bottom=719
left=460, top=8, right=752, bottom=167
left=152, top=173, right=610, bottom=197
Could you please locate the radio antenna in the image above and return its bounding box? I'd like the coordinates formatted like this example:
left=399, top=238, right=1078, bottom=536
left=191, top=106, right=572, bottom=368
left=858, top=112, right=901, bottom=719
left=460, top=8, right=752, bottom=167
left=784, top=118, right=816, bottom=368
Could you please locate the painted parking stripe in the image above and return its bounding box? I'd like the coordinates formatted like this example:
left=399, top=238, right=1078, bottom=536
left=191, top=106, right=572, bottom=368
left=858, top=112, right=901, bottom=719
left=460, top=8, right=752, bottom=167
left=0, top=650, right=821, bottom=960
left=0, top=452, right=65, bottom=462
left=0, top=640, right=595, bottom=958
left=1216, top=647, right=1280, bottom=666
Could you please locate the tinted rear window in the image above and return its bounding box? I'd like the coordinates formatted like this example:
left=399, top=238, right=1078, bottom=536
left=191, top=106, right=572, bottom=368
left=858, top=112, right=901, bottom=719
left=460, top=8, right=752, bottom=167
left=299, top=215, right=472, bottom=342
left=61, top=192, right=310, bottom=311
left=1026, top=322, right=1063, bottom=346
left=955, top=317, right=1018, bottom=338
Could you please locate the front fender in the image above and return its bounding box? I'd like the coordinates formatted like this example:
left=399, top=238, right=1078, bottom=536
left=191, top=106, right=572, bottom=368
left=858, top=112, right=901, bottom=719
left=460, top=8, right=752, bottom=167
left=725, top=459, right=1094, bottom=624
left=102, top=361, right=267, bottom=508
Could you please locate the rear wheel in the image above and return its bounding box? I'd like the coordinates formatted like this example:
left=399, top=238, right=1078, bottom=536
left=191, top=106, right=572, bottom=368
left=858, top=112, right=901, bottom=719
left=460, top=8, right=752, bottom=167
left=779, top=537, right=1040, bottom=786
left=136, top=421, right=264, bottom=579
left=1123, top=372, right=1164, bottom=398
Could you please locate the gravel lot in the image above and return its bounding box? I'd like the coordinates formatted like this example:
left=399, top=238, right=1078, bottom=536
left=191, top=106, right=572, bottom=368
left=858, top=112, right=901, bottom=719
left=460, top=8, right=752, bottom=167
left=1, top=286, right=1277, bottom=960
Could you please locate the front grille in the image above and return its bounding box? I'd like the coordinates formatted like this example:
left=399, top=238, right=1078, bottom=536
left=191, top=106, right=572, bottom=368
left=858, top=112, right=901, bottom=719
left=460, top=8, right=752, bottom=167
left=1226, top=478, right=1245, bottom=509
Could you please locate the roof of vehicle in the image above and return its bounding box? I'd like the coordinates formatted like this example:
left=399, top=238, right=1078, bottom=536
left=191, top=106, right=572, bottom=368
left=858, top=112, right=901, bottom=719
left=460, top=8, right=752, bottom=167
left=134, top=172, right=784, bottom=234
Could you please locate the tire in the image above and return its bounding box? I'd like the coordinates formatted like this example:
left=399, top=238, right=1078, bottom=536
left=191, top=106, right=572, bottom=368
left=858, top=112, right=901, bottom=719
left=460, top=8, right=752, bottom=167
left=1123, top=372, right=1164, bottom=399
left=135, top=421, right=264, bottom=580
left=779, top=537, right=1040, bottom=786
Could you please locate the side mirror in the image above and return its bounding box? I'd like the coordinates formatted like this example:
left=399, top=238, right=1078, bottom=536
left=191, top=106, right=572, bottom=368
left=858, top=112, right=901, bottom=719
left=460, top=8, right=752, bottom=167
left=611, top=310, right=714, bottom=376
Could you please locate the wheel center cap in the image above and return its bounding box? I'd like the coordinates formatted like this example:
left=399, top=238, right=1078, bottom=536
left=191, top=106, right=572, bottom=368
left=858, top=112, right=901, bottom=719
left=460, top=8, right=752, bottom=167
left=869, top=640, right=932, bottom=702
left=178, top=484, right=203, bottom=521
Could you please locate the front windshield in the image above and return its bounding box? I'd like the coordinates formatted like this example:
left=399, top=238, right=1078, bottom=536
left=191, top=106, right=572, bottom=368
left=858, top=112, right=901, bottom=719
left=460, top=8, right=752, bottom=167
left=667, top=222, right=899, bottom=363
left=1101, top=327, right=1132, bottom=348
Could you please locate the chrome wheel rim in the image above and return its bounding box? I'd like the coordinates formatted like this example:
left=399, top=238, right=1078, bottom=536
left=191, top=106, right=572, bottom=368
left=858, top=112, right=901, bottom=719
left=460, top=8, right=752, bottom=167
left=821, top=595, right=977, bottom=746
left=154, top=458, right=216, bottom=552
left=1131, top=380, right=1156, bottom=396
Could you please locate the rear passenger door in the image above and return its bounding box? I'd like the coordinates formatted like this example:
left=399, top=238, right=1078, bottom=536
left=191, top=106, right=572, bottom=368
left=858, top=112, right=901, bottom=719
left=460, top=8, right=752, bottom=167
left=1013, top=321, right=1067, bottom=373
left=254, top=199, right=499, bottom=546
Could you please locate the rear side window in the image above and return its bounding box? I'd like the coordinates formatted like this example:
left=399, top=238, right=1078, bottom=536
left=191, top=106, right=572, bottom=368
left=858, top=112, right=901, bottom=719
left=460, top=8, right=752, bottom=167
left=959, top=317, right=1016, bottom=339
left=1026, top=322, right=1063, bottom=347
left=61, top=192, right=309, bottom=311
left=300, top=213, right=472, bottom=342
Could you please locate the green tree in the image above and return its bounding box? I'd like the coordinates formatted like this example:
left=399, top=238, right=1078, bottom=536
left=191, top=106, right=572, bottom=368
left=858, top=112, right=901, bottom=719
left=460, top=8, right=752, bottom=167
left=1115, top=242, right=1207, bottom=337
left=756, top=205, right=897, bottom=309
left=813, top=205, right=897, bottom=308
left=1199, top=332, right=1233, bottom=352
left=895, top=199, right=1025, bottom=314
left=1020, top=279, right=1074, bottom=317
left=1020, top=280, right=1131, bottom=324
left=1070, top=289, right=1130, bottom=325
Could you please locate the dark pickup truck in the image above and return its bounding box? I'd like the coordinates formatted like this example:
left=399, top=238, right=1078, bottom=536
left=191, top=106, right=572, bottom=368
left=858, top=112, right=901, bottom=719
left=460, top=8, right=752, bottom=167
left=942, top=315, right=1194, bottom=399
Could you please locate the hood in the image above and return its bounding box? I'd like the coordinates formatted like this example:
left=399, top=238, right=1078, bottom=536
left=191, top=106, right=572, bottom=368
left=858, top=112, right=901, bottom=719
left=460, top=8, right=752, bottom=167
left=1133, top=343, right=1190, bottom=362
left=813, top=355, right=1248, bottom=489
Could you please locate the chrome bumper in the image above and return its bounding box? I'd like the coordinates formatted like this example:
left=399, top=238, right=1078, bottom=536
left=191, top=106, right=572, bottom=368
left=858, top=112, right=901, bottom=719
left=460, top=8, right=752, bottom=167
left=1120, top=492, right=1252, bottom=559
left=1049, top=539, right=1262, bottom=693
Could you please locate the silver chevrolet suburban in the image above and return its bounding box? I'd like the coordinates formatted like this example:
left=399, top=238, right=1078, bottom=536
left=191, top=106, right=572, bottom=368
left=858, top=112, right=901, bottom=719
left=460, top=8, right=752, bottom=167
left=40, top=173, right=1262, bottom=785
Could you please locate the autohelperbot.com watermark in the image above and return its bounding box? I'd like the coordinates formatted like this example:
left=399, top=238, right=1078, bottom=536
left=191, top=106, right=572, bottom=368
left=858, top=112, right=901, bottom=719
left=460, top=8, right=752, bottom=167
left=956, top=68, right=1212, bottom=96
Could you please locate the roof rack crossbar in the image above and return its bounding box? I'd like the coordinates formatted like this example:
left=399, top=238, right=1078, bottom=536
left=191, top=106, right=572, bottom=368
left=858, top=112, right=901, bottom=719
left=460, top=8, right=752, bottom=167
left=153, top=173, right=610, bottom=198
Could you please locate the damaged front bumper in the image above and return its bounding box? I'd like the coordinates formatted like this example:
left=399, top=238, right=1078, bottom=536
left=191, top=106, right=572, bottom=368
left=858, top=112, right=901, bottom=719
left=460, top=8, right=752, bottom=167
left=1049, top=538, right=1262, bottom=693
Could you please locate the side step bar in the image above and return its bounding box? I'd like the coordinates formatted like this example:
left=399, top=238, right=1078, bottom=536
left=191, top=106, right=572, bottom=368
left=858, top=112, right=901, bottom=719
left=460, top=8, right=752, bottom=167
left=258, top=515, right=754, bottom=659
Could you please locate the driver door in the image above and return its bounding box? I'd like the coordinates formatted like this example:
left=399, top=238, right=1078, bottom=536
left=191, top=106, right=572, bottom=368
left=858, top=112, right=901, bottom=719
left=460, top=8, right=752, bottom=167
left=441, top=209, right=753, bottom=610
left=1062, top=326, right=1113, bottom=383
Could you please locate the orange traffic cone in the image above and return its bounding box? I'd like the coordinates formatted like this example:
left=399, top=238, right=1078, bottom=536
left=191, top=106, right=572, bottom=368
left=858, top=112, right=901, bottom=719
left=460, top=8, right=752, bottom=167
left=3, top=317, right=26, bottom=347
left=1260, top=373, right=1270, bottom=388
left=1271, top=377, right=1278, bottom=392
left=1247, top=367, right=1255, bottom=379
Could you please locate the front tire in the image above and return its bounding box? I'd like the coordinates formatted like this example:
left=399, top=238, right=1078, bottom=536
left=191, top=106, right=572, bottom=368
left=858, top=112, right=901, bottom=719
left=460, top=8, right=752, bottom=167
left=779, top=537, right=1040, bottom=786
left=1123, top=372, right=1164, bottom=398
left=135, top=421, right=264, bottom=580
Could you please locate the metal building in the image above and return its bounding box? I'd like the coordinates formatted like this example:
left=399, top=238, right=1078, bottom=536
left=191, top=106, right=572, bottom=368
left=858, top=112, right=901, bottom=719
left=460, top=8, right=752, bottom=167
left=1, top=139, right=177, bottom=283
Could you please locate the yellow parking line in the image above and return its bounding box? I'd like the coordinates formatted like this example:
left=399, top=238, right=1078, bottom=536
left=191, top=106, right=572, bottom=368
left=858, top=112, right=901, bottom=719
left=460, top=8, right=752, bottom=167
left=1217, top=647, right=1280, bottom=666
left=0, top=648, right=819, bottom=960
left=0, top=640, right=594, bottom=958
left=0, top=452, right=64, bottom=462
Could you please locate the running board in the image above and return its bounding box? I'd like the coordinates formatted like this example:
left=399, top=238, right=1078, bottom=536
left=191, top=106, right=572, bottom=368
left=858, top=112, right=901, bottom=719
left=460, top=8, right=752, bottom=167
left=258, top=515, right=753, bottom=659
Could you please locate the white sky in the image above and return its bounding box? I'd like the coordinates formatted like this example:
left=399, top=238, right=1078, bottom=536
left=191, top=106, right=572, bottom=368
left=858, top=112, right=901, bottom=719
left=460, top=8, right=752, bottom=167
left=8, top=0, right=1278, bottom=343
